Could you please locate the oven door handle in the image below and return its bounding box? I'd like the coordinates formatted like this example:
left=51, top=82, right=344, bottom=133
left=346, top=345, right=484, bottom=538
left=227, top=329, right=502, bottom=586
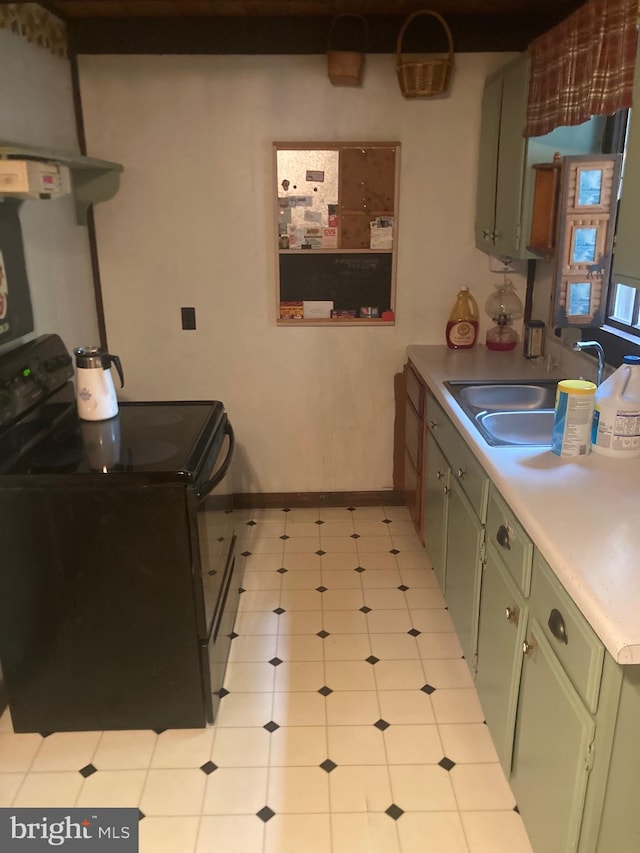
left=197, top=421, right=235, bottom=501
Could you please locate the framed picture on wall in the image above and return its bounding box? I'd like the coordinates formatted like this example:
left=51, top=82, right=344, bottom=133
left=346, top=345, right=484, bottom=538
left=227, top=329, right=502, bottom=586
left=552, top=155, right=622, bottom=328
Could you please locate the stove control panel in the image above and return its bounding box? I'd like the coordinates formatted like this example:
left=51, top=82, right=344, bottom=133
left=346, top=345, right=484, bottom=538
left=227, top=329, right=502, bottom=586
left=0, top=334, right=73, bottom=428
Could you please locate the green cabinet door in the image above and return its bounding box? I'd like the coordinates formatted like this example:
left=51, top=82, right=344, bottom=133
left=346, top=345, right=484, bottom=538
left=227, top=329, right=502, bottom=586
left=475, top=541, right=527, bottom=773
left=511, top=619, right=595, bottom=853
left=492, top=55, right=529, bottom=258
left=475, top=71, right=502, bottom=252
left=423, top=431, right=449, bottom=592
left=444, top=476, right=483, bottom=668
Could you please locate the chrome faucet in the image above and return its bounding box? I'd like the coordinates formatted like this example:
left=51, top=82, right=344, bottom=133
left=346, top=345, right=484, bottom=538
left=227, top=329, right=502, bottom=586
left=572, top=341, right=605, bottom=386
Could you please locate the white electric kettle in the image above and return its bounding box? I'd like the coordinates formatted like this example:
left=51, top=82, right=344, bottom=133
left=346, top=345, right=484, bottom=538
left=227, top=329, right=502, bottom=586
left=73, top=345, right=124, bottom=421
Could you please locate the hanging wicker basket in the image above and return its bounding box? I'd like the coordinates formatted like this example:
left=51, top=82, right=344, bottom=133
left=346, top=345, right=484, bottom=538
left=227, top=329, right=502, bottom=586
left=396, top=9, right=454, bottom=98
left=327, top=14, right=368, bottom=87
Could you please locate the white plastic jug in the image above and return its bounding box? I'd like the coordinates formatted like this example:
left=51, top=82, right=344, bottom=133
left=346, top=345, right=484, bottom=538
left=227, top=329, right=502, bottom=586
left=592, top=355, right=640, bottom=458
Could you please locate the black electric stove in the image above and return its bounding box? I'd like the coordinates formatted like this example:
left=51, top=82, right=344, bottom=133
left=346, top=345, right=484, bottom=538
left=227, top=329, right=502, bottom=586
left=0, top=334, right=240, bottom=733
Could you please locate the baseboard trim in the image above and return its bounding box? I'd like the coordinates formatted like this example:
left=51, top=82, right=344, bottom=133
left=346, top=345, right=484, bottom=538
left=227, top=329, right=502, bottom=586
left=233, top=491, right=404, bottom=510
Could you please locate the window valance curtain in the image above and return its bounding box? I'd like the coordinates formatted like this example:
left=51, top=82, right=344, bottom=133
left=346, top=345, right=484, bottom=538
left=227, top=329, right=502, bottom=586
left=524, top=0, right=638, bottom=138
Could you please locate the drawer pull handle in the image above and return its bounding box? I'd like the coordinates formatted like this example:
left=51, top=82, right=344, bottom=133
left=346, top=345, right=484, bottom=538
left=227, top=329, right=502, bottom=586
left=435, top=470, right=444, bottom=480
left=443, top=485, right=450, bottom=496
left=523, top=639, right=534, bottom=655
left=428, top=419, right=438, bottom=430
left=505, top=606, right=519, bottom=626
left=548, top=608, right=568, bottom=645
left=457, top=467, right=466, bottom=479
left=496, top=524, right=511, bottom=550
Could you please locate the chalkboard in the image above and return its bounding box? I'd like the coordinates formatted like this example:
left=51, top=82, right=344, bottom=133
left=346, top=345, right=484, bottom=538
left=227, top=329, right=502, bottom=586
left=279, top=252, right=392, bottom=313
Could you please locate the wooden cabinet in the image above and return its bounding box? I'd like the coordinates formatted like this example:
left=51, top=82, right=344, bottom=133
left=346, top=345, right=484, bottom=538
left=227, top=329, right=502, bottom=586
left=275, top=141, right=399, bottom=325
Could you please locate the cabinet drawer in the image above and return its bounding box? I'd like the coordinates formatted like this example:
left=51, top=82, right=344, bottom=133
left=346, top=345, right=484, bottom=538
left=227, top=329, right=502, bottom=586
left=530, top=551, right=604, bottom=714
left=427, top=392, right=488, bottom=521
left=406, top=362, right=425, bottom=417
left=486, top=485, right=533, bottom=596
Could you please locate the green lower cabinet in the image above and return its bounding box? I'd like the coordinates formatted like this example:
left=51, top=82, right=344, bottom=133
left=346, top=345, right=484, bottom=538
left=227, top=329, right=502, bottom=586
left=423, top=431, right=449, bottom=592
left=511, top=619, right=596, bottom=853
left=444, top=476, right=483, bottom=668
left=474, top=541, right=527, bottom=773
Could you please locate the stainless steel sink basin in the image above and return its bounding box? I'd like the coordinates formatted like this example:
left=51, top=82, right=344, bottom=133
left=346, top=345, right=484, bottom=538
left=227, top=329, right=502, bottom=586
left=445, top=380, right=558, bottom=447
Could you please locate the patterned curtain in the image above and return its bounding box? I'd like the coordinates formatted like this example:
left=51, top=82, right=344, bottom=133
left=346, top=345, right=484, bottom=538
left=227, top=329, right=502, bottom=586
left=524, top=0, right=638, bottom=138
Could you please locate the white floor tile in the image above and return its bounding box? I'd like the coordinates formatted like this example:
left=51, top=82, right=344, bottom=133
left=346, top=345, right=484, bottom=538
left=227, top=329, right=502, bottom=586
left=369, top=633, right=420, bottom=660
left=76, top=769, right=147, bottom=807
left=372, top=660, right=426, bottom=691
left=236, top=590, right=281, bottom=613
left=323, top=633, right=371, bottom=661
left=438, top=724, right=500, bottom=764
left=234, top=611, right=279, bottom=636
left=224, top=662, right=275, bottom=693
left=140, top=768, right=207, bottom=816
left=388, top=764, right=457, bottom=811
left=397, top=811, right=469, bottom=853
left=280, top=589, right=322, bottom=611
left=360, top=569, right=402, bottom=588
left=214, top=692, right=273, bottom=728
left=319, top=521, right=355, bottom=537
left=201, top=766, right=268, bottom=815
left=13, top=771, right=84, bottom=807
left=195, top=815, right=263, bottom=853
left=93, top=730, right=157, bottom=770
left=228, top=634, right=278, bottom=663
left=404, top=587, right=447, bottom=609
left=0, top=733, right=43, bottom=772
left=0, top=773, right=24, bottom=806
left=363, top=588, right=407, bottom=610
left=328, top=764, right=393, bottom=812
left=322, top=610, right=368, bottom=634
left=417, top=632, right=464, bottom=659
left=263, top=813, right=331, bottom=853
left=377, top=690, right=435, bottom=725
left=366, top=610, right=413, bottom=633
left=400, top=568, right=440, bottom=588
left=268, top=725, right=327, bottom=766
left=240, top=570, right=281, bottom=591
left=327, top=725, right=386, bottom=765
left=271, top=692, right=327, bottom=726
left=276, top=634, right=324, bottom=662
left=30, top=730, right=101, bottom=772
left=423, top=659, right=475, bottom=689
left=461, top=810, right=534, bottom=853
left=324, top=661, right=376, bottom=691
left=141, top=816, right=201, bottom=853
left=280, top=570, right=322, bottom=590
left=267, top=765, right=329, bottom=812
left=450, top=763, right=516, bottom=810
left=151, top=728, right=215, bottom=769
left=326, top=691, right=379, bottom=726
left=431, top=689, right=486, bottom=724
left=210, top=727, right=271, bottom=767
left=357, top=553, right=399, bottom=570
left=321, top=569, right=362, bottom=589
left=283, top=536, right=321, bottom=555
left=410, top=608, right=457, bottom=633
left=365, top=812, right=402, bottom=853
left=320, top=552, right=360, bottom=571
left=321, top=589, right=365, bottom=611
left=383, top=724, right=444, bottom=764
left=283, top=553, right=323, bottom=571
left=277, top=611, right=323, bottom=635
left=273, top=661, right=325, bottom=692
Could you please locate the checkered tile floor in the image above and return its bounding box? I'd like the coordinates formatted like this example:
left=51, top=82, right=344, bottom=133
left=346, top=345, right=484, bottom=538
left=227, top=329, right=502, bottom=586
left=0, top=506, right=533, bottom=852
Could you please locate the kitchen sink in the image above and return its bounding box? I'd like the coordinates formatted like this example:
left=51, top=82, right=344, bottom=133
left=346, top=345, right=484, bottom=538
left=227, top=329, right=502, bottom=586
left=445, top=380, right=559, bottom=447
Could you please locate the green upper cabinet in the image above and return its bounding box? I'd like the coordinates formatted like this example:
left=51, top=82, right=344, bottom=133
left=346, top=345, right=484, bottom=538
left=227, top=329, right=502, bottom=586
left=475, top=56, right=529, bottom=258
left=475, top=55, right=607, bottom=260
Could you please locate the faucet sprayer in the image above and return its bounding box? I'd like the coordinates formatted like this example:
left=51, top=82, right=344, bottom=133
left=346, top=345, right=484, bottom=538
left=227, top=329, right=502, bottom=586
left=572, top=341, right=605, bottom=386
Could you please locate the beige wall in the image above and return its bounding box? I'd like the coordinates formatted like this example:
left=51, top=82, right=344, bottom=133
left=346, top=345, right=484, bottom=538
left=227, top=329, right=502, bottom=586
left=0, top=29, right=98, bottom=357
left=77, top=52, right=528, bottom=494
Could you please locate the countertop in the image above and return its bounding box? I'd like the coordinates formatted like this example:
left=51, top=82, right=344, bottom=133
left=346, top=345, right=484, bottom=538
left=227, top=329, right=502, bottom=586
left=407, top=344, right=640, bottom=666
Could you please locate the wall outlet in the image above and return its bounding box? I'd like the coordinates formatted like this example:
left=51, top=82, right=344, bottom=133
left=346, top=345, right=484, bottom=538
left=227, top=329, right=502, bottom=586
left=489, top=255, right=520, bottom=273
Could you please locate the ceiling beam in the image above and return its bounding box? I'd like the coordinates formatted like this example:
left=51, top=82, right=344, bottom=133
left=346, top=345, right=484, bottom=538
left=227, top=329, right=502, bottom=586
left=66, top=13, right=566, bottom=54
